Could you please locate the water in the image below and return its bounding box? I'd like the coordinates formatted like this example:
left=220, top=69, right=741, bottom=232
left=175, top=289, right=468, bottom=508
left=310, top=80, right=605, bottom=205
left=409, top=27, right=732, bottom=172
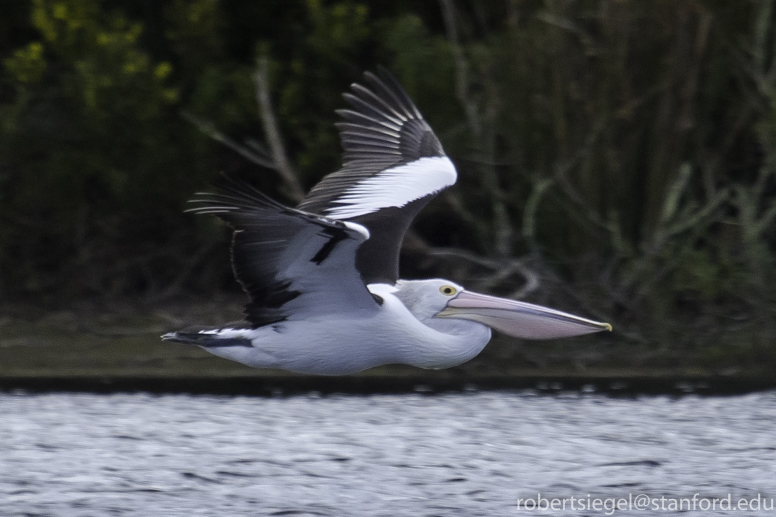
left=1, top=390, right=775, bottom=516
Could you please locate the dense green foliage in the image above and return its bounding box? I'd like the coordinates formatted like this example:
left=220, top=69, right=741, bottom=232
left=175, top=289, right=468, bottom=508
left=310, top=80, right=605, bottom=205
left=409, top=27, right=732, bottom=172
left=2, top=0, right=775, bottom=356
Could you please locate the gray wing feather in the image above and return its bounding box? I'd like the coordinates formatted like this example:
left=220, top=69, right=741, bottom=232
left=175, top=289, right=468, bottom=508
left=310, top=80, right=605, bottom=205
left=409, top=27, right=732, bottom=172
left=189, top=178, right=377, bottom=327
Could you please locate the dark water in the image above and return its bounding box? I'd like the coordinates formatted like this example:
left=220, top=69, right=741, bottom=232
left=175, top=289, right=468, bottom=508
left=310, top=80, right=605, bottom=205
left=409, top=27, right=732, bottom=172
left=1, top=391, right=775, bottom=516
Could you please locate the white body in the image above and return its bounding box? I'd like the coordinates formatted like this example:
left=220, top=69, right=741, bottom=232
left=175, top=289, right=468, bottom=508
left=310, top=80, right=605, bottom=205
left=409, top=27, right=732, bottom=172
left=200, top=282, right=491, bottom=375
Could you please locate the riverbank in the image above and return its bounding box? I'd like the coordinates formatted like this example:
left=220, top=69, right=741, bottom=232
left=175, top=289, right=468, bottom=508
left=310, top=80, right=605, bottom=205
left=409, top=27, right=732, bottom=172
left=1, top=297, right=773, bottom=395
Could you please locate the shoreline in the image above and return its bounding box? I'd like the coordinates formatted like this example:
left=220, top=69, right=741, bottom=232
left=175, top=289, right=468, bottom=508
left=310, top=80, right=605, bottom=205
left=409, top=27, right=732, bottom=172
left=2, top=299, right=773, bottom=396
left=1, top=370, right=773, bottom=396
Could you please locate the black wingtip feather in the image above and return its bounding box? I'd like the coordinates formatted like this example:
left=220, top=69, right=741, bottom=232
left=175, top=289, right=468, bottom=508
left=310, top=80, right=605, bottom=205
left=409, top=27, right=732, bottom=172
left=363, top=68, right=421, bottom=119
left=297, top=68, right=450, bottom=284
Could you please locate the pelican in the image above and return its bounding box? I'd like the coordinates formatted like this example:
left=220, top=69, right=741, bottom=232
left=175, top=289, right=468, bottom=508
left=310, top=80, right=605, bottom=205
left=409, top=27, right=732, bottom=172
left=162, top=68, right=611, bottom=375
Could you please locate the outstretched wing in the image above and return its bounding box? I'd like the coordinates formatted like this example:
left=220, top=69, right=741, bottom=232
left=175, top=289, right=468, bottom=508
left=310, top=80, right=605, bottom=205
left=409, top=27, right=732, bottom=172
left=298, top=67, right=457, bottom=285
left=189, top=178, right=379, bottom=328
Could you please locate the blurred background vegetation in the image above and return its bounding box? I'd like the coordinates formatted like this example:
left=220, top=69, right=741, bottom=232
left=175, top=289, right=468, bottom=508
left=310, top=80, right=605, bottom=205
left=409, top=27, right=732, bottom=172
left=2, top=0, right=775, bottom=370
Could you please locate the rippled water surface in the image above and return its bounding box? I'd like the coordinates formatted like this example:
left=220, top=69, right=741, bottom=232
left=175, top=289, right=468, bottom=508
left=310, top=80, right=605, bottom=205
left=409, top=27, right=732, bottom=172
left=1, top=390, right=775, bottom=516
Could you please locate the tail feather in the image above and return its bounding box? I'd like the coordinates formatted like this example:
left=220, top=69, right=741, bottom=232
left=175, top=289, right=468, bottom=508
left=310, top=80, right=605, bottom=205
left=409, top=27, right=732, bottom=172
left=162, top=331, right=252, bottom=348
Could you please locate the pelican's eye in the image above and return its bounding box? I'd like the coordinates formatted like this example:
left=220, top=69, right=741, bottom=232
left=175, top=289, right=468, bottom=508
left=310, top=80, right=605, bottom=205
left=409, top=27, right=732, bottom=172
left=440, top=285, right=457, bottom=296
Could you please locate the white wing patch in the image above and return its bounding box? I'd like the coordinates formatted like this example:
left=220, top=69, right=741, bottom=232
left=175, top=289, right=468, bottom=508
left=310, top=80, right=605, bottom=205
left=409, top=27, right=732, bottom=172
left=325, top=156, right=457, bottom=219
left=343, top=220, right=370, bottom=240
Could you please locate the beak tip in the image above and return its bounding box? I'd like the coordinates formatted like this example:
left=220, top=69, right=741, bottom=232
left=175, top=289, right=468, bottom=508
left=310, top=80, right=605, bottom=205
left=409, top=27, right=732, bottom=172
left=603, top=322, right=613, bottom=332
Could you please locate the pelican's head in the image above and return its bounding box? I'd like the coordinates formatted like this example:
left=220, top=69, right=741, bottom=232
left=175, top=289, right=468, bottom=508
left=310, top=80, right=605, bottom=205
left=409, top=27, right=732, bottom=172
left=395, top=278, right=612, bottom=340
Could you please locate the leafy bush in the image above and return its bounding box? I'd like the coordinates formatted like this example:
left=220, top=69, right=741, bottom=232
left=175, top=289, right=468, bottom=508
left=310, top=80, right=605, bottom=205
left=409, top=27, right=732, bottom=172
left=1, top=0, right=774, bottom=357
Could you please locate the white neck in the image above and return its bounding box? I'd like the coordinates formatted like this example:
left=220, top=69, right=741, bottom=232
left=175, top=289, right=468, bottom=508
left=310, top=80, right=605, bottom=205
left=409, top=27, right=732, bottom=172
left=404, top=313, right=492, bottom=370
left=368, top=282, right=492, bottom=370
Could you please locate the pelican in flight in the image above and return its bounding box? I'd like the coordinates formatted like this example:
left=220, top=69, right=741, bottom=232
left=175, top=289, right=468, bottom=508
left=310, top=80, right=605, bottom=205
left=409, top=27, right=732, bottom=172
left=163, top=69, right=611, bottom=375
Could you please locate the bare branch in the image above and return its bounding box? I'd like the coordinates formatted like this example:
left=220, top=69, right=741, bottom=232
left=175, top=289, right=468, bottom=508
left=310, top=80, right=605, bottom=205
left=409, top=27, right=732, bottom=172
left=549, top=116, right=615, bottom=232
left=253, top=56, right=305, bottom=203
left=439, top=0, right=514, bottom=257
left=425, top=246, right=540, bottom=299
left=522, top=177, right=554, bottom=255
left=182, top=59, right=306, bottom=203
left=439, top=0, right=479, bottom=136
left=181, top=110, right=275, bottom=169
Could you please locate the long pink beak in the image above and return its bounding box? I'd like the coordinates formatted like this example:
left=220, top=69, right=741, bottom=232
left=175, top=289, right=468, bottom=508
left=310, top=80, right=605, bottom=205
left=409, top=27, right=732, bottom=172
left=437, top=290, right=612, bottom=340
